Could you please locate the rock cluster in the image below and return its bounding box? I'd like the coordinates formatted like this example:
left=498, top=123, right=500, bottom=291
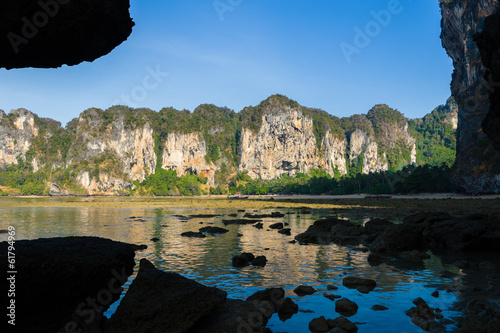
left=232, top=252, right=267, bottom=267
left=295, top=212, right=500, bottom=252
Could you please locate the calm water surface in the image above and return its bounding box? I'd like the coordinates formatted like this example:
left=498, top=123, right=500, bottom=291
left=0, top=204, right=462, bottom=332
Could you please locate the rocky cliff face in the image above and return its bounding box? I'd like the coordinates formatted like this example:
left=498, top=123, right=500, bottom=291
left=0, top=108, right=38, bottom=166
left=440, top=0, right=500, bottom=192
left=0, top=95, right=456, bottom=195
left=239, top=106, right=332, bottom=179
left=238, top=97, right=416, bottom=180
left=348, top=129, right=388, bottom=174
left=161, top=132, right=216, bottom=185
left=68, top=107, right=156, bottom=194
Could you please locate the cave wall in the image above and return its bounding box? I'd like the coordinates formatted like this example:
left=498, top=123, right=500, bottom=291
left=440, top=0, right=500, bottom=193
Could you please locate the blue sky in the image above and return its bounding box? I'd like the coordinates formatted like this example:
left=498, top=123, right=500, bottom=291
left=0, top=0, right=453, bottom=126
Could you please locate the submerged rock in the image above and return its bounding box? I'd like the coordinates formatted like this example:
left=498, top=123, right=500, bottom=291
left=277, top=297, right=299, bottom=321
left=223, top=219, right=262, bottom=225
left=199, top=226, right=229, bottom=235
left=309, top=316, right=329, bottom=332
left=327, top=316, right=358, bottom=333
left=232, top=253, right=256, bottom=267
left=181, top=231, right=206, bottom=238
left=188, top=298, right=271, bottom=333
left=106, top=259, right=227, bottom=333
left=278, top=228, right=292, bottom=235
left=269, top=222, right=284, bottom=229
left=335, top=298, right=358, bottom=317
left=342, top=276, right=376, bottom=291
left=252, top=255, right=267, bottom=267
left=294, top=285, right=316, bottom=296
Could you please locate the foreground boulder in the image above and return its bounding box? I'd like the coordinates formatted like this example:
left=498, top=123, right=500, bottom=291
left=106, top=259, right=227, bottom=333
left=188, top=298, right=272, bottom=333
left=0, top=237, right=137, bottom=333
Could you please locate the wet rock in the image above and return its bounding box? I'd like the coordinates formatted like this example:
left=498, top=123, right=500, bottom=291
left=247, top=287, right=285, bottom=309
left=252, top=255, right=267, bottom=267
left=106, top=259, right=227, bottom=333
left=374, top=223, right=423, bottom=251
left=462, top=299, right=500, bottom=333
left=356, top=286, right=371, bottom=294
left=189, top=214, right=222, bottom=218
left=342, top=277, right=376, bottom=291
left=335, top=298, right=358, bottom=317
left=277, top=297, right=299, bottom=321
left=0, top=236, right=137, bottom=333
left=295, top=217, right=362, bottom=245
left=405, top=297, right=446, bottom=333
left=327, top=316, right=358, bottom=333
left=327, top=285, right=338, bottom=290
left=431, top=291, right=439, bottom=298
left=371, top=305, right=388, bottom=311
left=323, top=292, right=342, bottom=301
left=289, top=240, right=297, bottom=244
left=367, top=252, right=385, bottom=266
left=199, top=226, right=229, bottom=235
left=399, top=249, right=431, bottom=260
left=403, top=211, right=452, bottom=226
left=253, top=222, right=264, bottom=229
left=223, top=219, right=262, bottom=225
left=181, top=231, right=206, bottom=238
left=278, top=228, right=292, bottom=236
left=227, top=213, right=238, bottom=217
left=188, top=298, right=271, bottom=333
left=363, top=218, right=393, bottom=239
left=423, top=217, right=500, bottom=250
left=244, top=212, right=285, bottom=218
left=269, top=222, right=284, bottom=229
left=294, top=285, right=316, bottom=296
left=150, top=237, right=160, bottom=242
left=309, top=316, right=329, bottom=332
left=232, top=253, right=255, bottom=267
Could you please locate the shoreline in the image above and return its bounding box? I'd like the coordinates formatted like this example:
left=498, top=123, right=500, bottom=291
left=1, top=194, right=499, bottom=217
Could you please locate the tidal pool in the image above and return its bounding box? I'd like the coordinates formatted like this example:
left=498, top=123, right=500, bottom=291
left=0, top=205, right=463, bottom=332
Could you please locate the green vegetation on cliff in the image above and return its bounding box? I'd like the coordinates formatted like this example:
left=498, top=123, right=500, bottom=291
left=409, top=97, right=457, bottom=166
left=0, top=95, right=460, bottom=195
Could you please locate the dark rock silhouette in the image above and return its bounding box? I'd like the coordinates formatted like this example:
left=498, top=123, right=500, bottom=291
left=0, top=237, right=137, bottom=333
left=106, top=259, right=227, bottom=333
left=0, top=0, right=134, bottom=69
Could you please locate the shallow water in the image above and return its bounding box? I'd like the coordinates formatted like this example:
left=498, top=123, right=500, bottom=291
left=0, top=205, right=463, bottom=332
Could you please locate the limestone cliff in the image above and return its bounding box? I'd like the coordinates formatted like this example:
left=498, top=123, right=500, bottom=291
left=0, top=96, right=457, bottom=195
left=440, top=0, right=500, bottom=192
left=0, top=109, right=38, bottom=166
left=239, top=106, right=332, bottom=179
left=67, top=107, right=157, bottom=194
left=238, top=96, right=415, bottom=180
left=161, top=132, right=216, bottom=185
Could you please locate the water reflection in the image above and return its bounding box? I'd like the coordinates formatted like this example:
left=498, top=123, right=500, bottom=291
left=0, top=206, right=462, bottom=332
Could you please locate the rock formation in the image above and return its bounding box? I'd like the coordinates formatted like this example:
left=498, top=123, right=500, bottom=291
left=440, top=0, right=500, bottom=192
left=0, top=95, right=455, bottom=195
left=68, top=107, right=157, bottom=194
left=161, top=132, right=217, bottom=185
left=0, top=109, right=39, bottom=166
left=0, top=0, right=134, bottom=69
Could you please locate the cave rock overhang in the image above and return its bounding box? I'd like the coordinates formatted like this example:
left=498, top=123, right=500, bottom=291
left=0, top=0, right=134, bottom=69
